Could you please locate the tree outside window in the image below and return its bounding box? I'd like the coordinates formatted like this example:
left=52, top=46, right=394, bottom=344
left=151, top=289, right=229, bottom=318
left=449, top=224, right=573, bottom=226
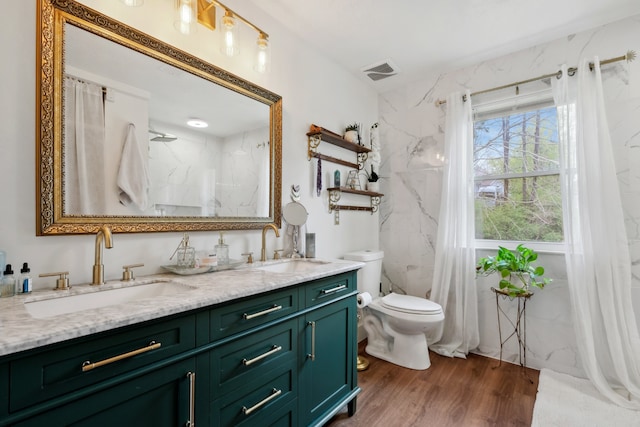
left=474, top=104, right=563, bottom=242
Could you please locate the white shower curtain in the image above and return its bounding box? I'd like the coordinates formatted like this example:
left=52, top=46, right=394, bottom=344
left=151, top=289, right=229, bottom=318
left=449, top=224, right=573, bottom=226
left=64, top=77, right=106, bottom=215
left=553, top=58, right=640, bottom=409
left=430, top=90, right=480, bottom=358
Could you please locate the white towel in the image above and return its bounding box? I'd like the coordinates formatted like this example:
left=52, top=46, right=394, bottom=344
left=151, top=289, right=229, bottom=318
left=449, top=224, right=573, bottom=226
left=117, top=123, right=150, bottom=211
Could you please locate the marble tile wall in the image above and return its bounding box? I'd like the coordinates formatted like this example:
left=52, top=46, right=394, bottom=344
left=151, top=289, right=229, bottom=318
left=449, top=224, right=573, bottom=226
left=147, top=125, right=269, bottom=217
left=378, top=14, right=640, bottom=377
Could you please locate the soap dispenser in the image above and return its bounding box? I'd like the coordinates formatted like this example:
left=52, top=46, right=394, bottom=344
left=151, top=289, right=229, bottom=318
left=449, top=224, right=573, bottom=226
left=1, top=264, right=16, bottom=298
left=170, top=233, right=196, bottom=269
left=215, top=232, right=229, bottom=265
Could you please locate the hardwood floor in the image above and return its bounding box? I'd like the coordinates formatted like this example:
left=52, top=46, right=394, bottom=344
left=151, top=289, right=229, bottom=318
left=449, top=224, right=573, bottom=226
left=327, top=341, right=539, bottom=427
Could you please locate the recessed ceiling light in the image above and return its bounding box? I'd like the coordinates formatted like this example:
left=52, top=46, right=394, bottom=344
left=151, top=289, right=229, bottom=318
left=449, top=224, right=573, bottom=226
left=187, top=118, right=208, bottom=128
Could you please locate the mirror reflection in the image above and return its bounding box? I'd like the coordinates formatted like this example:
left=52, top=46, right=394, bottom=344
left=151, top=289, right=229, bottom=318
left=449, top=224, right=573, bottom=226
left=64, top=24, right=271, bottom=218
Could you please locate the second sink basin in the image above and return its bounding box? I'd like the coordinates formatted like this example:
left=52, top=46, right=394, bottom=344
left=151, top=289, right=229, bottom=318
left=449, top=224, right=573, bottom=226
left=255, top=259, right=330, bottom=274
left=25, top=280, right=194, bottom=319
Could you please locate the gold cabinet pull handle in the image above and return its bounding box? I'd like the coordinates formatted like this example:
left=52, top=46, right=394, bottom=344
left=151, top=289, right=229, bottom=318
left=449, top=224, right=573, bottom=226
left=307, top=321, right=316, bottom=361
left=243, top=304, right=282, bottom=320
left=81, top=341, right=161, bottom=372
left=242, top=388, right=282, bottom=415
left=321, top=284, right=346, bottom=294
left=186, top=371, right=196, bottom=427
left=242, top=345, right=282, bottom=366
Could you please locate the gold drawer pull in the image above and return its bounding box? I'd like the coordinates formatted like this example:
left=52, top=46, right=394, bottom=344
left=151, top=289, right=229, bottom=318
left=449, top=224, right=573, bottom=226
left=243, top=304, right=283, bottom=320
left=242, top=388, right=282, bottom=415
left=242, top=345, right=283, bottom=366
left=321, top=284, right=347, bottom=294
left=307, top=321, right=316, bottom=361
left=81, top=341, right=161, bottom=372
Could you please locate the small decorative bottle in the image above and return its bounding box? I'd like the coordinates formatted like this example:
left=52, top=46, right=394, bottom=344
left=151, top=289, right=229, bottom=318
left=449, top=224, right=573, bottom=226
left=1, top=264, right=16, bottom=298
left=334, top=170, right=340, bottom=187
left=20, top=263, right=32, bottom=294
left=215, top=232, right=229, bottom=266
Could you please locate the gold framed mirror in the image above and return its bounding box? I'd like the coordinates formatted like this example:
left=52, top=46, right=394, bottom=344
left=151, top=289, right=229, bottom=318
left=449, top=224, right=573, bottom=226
left=37, top=0, right=282, bottom=235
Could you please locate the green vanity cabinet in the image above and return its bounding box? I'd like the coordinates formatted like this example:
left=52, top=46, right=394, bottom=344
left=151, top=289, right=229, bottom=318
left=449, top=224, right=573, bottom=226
left=0, top=270, right=360, bottom=426
left=299, top=276, right=359, bottom=427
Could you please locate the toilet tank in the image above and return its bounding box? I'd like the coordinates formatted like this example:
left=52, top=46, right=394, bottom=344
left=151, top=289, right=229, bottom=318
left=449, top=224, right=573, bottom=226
left=344, top=250, right=384, bottom=296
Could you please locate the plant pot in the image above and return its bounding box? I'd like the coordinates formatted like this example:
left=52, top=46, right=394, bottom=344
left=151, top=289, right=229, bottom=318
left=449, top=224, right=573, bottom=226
left=366, top=181, right=380, bottom=192
left=344, top=130, right=358, bottom=143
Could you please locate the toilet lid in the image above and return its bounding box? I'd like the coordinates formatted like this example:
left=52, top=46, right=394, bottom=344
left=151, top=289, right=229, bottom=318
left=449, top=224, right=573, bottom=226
left=380, top=293, right=443, bottom=315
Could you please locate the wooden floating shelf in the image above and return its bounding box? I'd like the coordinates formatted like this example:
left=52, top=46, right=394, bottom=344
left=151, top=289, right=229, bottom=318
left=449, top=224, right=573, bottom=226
left=308, top=125, right=383, bottom=224
left=307, top=128, right=372, bottom=154
left=332, top=205, right=374, bottom=212
left=327, top=187, right=384, bottom=197
left=309, top=152, right=359, bottom=169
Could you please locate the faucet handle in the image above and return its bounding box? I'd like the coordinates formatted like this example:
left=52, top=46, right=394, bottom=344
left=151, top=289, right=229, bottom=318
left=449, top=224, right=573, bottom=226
left=241, top=252, right=254, bottom=264
left=39, top=271, right=70, bottom=290
left=122, top=263, right=144, bottom=281
left=273, top=249, right=284, bottom=260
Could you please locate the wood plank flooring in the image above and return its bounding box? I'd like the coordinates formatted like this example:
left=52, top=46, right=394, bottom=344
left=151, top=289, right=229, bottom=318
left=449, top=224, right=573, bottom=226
left=327, top=341, right=539, bottom=427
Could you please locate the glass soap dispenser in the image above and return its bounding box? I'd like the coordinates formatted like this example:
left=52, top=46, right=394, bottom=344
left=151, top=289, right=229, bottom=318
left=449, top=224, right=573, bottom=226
left=1, top=264, right=16, bottom=298
left=171, top=233, right=196, bottom=269
left=215, top=232, right=229, bottom=265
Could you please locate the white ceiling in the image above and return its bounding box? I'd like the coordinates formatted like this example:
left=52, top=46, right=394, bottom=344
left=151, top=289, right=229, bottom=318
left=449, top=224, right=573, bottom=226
left=247, top=0, right=640, bottom=93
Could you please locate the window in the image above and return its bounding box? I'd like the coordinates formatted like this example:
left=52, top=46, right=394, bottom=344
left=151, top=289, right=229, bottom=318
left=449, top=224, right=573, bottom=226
left=473, top=96, right=563, bottom=242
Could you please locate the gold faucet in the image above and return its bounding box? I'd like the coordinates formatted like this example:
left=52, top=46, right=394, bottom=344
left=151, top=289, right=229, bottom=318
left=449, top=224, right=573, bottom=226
left=92, top=225, right=113, bottom=285
left=261, top=224, right=280, bottom=262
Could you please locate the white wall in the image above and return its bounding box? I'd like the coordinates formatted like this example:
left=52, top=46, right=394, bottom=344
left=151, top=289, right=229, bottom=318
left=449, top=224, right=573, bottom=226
left=0, top=1, right=379, bottom=288
left=379, top=15, right=640, bottom=377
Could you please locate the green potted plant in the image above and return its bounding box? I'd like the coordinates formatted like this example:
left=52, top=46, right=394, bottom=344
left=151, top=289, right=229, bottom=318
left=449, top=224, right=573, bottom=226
left=476, top=244, right=551, bottom=297
left=364, top=165, right=380, bottom=192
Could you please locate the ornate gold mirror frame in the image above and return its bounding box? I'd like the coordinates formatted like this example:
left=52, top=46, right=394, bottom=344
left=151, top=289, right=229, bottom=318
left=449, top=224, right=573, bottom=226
left=36, top=0, right=282, bottom=235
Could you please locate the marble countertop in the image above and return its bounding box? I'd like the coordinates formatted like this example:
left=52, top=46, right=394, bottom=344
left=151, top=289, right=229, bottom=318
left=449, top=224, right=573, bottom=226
left=0, top=258, right=363, bottom=358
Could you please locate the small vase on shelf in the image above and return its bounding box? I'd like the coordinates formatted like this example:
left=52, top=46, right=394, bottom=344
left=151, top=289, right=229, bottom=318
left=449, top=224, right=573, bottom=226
left=344, top=130, right=358, bottom=143
left=366, top=181, right=379, bottom=192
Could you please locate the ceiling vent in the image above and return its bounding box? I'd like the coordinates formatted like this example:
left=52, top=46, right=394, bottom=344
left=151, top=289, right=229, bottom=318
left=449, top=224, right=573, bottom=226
left=361, top=59, right=400, bottom=82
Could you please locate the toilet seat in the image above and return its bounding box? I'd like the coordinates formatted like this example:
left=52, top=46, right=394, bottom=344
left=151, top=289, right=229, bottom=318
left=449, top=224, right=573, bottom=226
left=380, top=293, right=442, bottom=315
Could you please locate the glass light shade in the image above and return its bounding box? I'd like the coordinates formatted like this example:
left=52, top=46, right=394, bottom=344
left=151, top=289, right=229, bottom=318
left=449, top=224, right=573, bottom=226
left=120, top=0, right=144, bottom=5
left=219, top=11, right=240, bottom=56
left=174, top=0, right=198, bottom=35
left=254, top=34, right=270, bottom=73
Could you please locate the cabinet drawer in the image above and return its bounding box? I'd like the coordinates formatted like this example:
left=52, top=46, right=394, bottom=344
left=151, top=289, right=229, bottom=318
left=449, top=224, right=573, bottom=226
left=11, top=358, right=196, bottom=427
left=211, top=363, right=296, bottom=427
left=9, top=313, right=195, bottom=412
left=210, top=287, right=298, bottom=340
left=304, top=273, right=355, bottom=308
left=211, top=318, right=296, bottom=395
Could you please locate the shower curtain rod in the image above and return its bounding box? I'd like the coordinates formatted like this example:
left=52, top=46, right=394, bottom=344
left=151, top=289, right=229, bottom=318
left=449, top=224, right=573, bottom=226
left=434, top=50, right=636, bottom=106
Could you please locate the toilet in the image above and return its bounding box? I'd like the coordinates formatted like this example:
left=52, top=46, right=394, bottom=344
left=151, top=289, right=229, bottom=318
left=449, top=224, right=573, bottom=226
left=344, top=250, right=444, bottom=370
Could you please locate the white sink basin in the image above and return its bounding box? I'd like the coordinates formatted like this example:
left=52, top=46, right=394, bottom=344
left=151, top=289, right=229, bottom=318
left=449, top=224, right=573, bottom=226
left=255, top=260, right=330, bottom=274
left=24, top=281, right=194, bottom=319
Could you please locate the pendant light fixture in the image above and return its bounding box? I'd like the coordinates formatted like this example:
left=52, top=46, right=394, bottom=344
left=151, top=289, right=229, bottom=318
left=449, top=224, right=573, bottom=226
left=168, top=0, right=271, bottom=73
left=174, top=0, right=198, bottom=35
left=254, top=33, right=270, bottom=74
left=219, top=8, right=240, bottom=56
